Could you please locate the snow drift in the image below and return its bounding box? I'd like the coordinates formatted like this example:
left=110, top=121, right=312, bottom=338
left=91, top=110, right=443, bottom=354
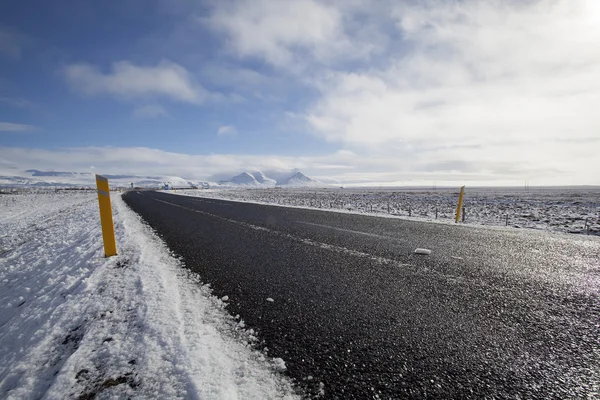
left=0, top=192, right=297, bottom=399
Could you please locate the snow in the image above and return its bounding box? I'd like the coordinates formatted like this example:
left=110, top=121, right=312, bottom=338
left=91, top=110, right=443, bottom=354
left=0, top=172, right=206, bottom=189
left=214, top=171, right=321, bottom=188
left=163, top=176, right=194, bottom=188
left=172, top=186, right=600, bottom=236
left=276, top=172, right=320, bottom=187
left=0, top=191, right=298, bottom=399
left=251, top=171, right=276, bottom=187
left=272, top=358, right=286, bottom=372
left=218, top=171, right=278, bottom=188
left=223, top=172, right=262, bottom=187
left=218, top=171, right=319, bottom=188
left=0, top=169, right=325, bottom=190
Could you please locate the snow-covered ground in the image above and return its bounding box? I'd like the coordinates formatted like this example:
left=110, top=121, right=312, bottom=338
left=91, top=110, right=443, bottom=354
left=172, top=186, right=600, bottom=236
left=0, top=192, right=298, bottom=399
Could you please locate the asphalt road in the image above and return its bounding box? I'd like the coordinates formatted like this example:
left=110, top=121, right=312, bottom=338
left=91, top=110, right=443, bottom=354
left=122, top=190, right=600, bottom=399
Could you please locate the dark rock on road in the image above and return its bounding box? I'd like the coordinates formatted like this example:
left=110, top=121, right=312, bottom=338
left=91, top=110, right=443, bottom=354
left=122, top=191, right=600, bottom=399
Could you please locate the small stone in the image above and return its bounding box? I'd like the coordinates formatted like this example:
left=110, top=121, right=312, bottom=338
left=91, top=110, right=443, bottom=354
left=414, top=248, right=432, bottom=255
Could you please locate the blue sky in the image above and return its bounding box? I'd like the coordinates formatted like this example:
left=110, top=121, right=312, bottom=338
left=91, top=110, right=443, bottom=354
left=1, top=0, right=599, bottom=185
left=0, top=1, right=325, bottom=155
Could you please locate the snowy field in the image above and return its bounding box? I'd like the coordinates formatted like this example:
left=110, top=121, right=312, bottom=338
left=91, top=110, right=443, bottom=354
left=0, top=192, right=297, bottom=399
left=173, top=186, right=600, bottom=236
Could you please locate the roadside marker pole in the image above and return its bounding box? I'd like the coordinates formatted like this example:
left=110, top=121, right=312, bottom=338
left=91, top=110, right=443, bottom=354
left=95, top=174, right=117, bottom=257
left=455, top=186, right=465, bottom=223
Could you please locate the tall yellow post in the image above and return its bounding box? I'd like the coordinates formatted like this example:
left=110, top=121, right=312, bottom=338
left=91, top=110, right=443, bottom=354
left=455, top=185, right=465, bottom=223
left=95, top=174, right=117, bottom=257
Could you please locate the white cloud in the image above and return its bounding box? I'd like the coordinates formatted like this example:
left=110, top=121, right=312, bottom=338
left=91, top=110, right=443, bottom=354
left=0, top=122, right=36, bottom=132
left=3, top=0, right=598, bottom=186
left=217, top=125, right=238, bottom=137
left=64, top=60, right=206, bottom=104
left=205, top=0, right=360, bottom=69
left=132, top=104, right=170, bottom=119
left=303, top=0, right=600, bottom=181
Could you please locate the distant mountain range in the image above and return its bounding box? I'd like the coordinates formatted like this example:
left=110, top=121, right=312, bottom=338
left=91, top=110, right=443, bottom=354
left=220, top=172, right=269, bottom=187
left=276, top=172, right=319, bottom=187
left=0, top=169, right=322, bottom=188
left=219, top=171, right=320, bottom=187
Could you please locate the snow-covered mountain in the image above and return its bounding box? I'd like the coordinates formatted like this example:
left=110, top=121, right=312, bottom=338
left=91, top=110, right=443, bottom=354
left=0, top=169, right=323, bottom=189
left=219, top=171, right=278, bottom=187
left=276, top=172, right=321, bottom=187
left=219, top=172, right=260, bottom=186
left=251, top=171, right=276, bottom=187
left=219, top=171, right=320, bottom=188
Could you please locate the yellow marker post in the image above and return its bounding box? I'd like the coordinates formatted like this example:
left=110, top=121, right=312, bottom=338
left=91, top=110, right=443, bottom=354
left=96, top=174, right=117, bottom=257
left=455, top=185, right=465, bottom=223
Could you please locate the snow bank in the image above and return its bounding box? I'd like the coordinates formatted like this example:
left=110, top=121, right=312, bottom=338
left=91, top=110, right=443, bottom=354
left=0, top=192, right=297, bottom=399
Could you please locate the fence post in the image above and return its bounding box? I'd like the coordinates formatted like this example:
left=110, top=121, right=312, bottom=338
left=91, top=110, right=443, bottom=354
left=435, top=207, right=438, bottom=219
left=95, top=175, right=117, bottom=257
left=455, top=186, right=465, bottom=223
left=505, top=215, right=509, bottom=226
left=585, top=217, right=589, bottom=234
left=462, top=206, right=465, bottom=222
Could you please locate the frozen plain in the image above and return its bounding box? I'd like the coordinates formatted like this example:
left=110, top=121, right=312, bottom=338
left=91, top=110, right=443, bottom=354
left=0, top=191, right=297, bottom=399
left=173, top=186, right=600, bottom=236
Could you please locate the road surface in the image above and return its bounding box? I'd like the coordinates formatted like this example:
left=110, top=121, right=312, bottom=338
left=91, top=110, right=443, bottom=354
left=122, top=190, right=600, bottom=399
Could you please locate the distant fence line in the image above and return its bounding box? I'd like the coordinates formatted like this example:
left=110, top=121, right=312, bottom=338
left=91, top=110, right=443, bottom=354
left=183, top=188, right=600, bottom=235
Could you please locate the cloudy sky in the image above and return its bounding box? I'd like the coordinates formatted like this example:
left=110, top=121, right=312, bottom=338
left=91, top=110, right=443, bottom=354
left=1, top=0, right=599, bottom=185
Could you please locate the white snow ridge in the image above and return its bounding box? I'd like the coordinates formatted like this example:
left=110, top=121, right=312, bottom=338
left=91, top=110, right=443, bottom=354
left=0, top=192, right=298, bottom=399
